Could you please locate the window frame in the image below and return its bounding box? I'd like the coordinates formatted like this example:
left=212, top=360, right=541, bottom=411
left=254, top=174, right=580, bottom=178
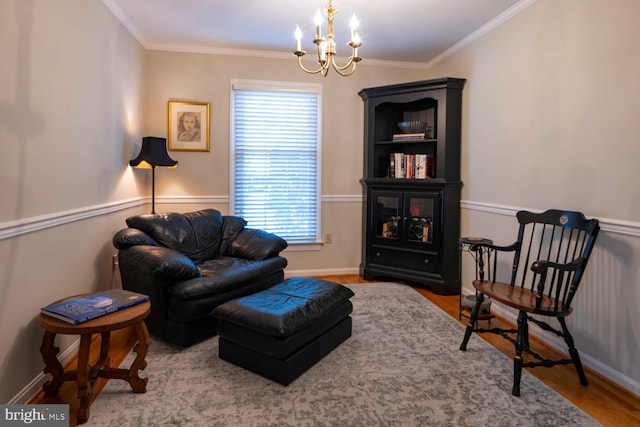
left=230, top=79, right=323, bottom=249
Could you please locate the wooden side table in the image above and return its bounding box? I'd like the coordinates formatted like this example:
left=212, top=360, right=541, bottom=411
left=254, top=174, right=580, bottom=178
left=39, top=296, right=151, bottom=425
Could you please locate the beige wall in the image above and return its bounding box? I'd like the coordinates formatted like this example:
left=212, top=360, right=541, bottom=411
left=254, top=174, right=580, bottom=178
left=0, top=0, right=146, bottom=403
left=142, top=50, right=426, bottom=271
left=426, top=0, right=640, bottom=393
left=427, top=0, right=640, bottom=220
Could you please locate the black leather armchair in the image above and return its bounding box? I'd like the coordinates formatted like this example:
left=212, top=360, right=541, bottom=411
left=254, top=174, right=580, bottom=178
left=113, top=209, right=288, bottom=347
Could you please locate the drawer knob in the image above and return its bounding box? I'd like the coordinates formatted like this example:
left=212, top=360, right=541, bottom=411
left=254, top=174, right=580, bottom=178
left=424, top=259, right=430, bottom=264
left=375, top=252, right=381, bottom=257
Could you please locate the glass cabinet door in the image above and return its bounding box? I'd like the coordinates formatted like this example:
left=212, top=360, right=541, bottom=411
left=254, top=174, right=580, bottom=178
left=371, top=192, right=401, bottom=242
left=404, top=192, right=438, bottom=246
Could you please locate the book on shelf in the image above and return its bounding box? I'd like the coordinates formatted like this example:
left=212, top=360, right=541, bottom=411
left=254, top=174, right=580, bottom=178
left=389, top=154, right=396, bottom=178
left=41, top=289, right=150, bottom=324
left=389, top=153, right=435, bottom=179
left=392, top=133, right=425, bottom=141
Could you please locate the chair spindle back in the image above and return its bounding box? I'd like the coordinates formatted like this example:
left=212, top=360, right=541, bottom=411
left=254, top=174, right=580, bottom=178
left=484, top=209, right=599, bottom=313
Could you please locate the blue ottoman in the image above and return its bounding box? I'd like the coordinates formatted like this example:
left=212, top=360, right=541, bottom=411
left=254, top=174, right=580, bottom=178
left=213, top=277, right=354, bottom=385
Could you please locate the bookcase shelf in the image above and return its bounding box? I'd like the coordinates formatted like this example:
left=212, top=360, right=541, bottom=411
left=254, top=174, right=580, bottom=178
left=358, top=77, right=465, bottom=295
left=377, top=138, right=438, bottom=145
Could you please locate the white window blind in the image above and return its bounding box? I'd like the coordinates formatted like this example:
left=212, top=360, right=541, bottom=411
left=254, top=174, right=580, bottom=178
left=231, top=81, right=321, bottom=243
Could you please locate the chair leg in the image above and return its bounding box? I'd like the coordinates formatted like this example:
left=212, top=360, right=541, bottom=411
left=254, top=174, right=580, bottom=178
left=523, top=315, right=530, bottom=350
left=512, top=311, right=527, bottom=397
left=559, top=318, right=589, bottom=386
left=460, top=292, right=483, bottom=351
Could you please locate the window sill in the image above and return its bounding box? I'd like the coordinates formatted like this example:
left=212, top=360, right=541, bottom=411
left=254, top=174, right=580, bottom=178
left=282, top=242, right=325, bottom=252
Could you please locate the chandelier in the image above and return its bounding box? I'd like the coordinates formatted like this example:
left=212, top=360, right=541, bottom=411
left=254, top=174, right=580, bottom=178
left=293, top=0, right=362, bottom=77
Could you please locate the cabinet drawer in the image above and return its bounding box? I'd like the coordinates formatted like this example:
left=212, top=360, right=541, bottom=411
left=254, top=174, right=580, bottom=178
left=370, top=246, right=438, bottom=273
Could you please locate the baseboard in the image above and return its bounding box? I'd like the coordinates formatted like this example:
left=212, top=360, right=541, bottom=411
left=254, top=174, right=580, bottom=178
left=285, top=267, right=360, bottom=277
left=12, top=339, right=81, bottom=404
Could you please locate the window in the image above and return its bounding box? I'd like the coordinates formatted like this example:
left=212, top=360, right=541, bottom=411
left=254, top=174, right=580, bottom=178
left=231, top=80, right=322, bottom=244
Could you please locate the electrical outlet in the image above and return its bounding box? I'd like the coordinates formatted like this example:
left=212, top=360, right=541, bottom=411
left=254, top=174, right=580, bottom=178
left=112, top=253, right=119, bottom=268
left=325, top=233, right=333, bottom=244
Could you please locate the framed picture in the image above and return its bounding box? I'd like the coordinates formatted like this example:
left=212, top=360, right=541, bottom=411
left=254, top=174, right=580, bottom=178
left=168, top=101, right=210, bottom=151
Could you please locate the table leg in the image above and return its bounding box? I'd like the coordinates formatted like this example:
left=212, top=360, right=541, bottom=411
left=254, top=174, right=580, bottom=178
left=76, top=334, right=93, bottom=425
left=128, top=321, right=150, bottom=392
left=95, top=332, right=111, bottom=370
left=98, top=321, right=149, bottom=393
left=40, top=331, right=64, bottom=396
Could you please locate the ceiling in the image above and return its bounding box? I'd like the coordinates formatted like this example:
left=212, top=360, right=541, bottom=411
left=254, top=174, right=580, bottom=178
left=103, top=0, right=529, bottom=66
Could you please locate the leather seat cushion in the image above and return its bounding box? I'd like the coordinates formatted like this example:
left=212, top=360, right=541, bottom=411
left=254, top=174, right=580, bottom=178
left=169, top=256, right=288, bottom=300
left=213, top=277, right=355, bottom=337
left=168, top=270, right=285, bottom=323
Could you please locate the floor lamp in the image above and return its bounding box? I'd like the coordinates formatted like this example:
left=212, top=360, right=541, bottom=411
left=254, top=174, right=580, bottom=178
left=129, top=137, right=178, bottom=214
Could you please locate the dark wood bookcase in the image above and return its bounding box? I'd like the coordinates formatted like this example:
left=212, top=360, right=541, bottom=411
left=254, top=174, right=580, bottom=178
left=358, top=77, right=465, bottom=295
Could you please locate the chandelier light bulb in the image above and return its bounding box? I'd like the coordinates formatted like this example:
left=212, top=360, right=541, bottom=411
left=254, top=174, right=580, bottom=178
left=314, top=10, right=323, bottom=39
left=350, top=14, right=359, bottom=41
left=295, top=25, right=302, bottom=52
left=292, top=0, right=362, bottom=77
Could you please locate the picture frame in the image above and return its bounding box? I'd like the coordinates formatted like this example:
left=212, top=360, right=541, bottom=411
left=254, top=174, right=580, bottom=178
left=168, top=101, right=210, bottom=152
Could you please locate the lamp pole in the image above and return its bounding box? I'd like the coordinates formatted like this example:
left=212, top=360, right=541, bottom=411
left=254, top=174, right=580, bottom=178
left=151, top=165, right=156, bottom=214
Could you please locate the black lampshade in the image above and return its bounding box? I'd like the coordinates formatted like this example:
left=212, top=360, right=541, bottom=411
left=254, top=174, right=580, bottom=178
left=129, top=137, right=178, bottom=169
left=129, top=136, right=178, bottom=214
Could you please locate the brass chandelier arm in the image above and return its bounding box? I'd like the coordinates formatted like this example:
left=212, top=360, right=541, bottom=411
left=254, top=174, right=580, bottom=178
left=293, top=0, right=362, bottom=77
left=330, top=57, right=358, bottom=76
left=295, top=52, right=360, bottom=76
left=295, top=54, right=329, bottom=75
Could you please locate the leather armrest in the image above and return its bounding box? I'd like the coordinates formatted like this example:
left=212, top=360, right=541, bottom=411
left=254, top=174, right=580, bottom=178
left=226, top=229, right=288, bottom=260
left=118, top=245, right=201, bottom=281
left=113, top=228, right=160, bottom=249
left=218, top=215, right=248, bottom=256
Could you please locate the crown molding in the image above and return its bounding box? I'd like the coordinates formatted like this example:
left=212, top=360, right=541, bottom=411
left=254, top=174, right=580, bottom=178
left=101, top=0, right=146, bottom=44
left=103, top=0, right=537, bottom=71
left=424, top=0, right=538, bottom=68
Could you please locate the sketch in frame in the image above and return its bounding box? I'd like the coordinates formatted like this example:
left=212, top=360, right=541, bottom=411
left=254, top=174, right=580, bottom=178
left=168, top=101, right=210, bottom=152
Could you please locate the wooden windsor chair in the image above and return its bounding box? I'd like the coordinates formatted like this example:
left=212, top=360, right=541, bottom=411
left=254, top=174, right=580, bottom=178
left=459, top=209, right=600, bottom=396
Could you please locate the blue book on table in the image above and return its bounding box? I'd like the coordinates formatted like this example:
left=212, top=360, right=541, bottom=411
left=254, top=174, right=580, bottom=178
left=41, top=289, right=150, bottom=324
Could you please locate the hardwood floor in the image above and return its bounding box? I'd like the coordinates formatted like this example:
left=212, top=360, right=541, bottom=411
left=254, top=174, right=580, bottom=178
left=30, top=274, right=640, bottom=426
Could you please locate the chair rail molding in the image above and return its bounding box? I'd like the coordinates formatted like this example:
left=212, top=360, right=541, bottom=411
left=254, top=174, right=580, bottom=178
left=461, top=200, right=640, bottom=237
left=0, top=194, right=366, bottom=241
left=158, top=195, right=364, bottom=204
left=0, top=198, right=145, bottom=241
left=157, top=195, right=230, bottom=204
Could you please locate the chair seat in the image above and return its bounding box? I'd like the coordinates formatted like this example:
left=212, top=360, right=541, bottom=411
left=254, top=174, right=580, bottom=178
left=472, top=280, right=571, bottom=317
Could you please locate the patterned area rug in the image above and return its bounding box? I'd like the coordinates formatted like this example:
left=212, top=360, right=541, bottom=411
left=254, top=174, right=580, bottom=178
left=87, top=283, right=599, bottom=426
